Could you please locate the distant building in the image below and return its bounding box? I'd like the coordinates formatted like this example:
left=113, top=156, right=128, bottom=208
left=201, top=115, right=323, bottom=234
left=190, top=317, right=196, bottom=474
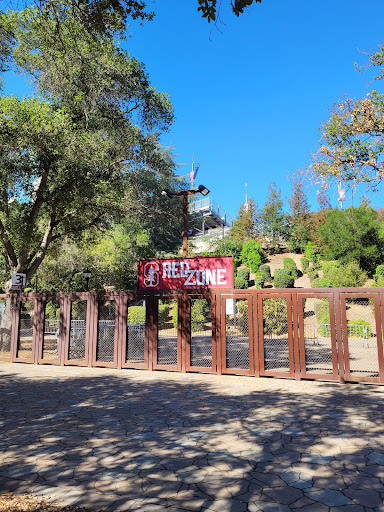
left=189, top=197, right=233, bottom=253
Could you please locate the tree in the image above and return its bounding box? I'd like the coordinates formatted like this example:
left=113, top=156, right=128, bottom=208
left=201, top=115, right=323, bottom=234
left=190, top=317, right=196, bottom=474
left=260, top=182, right=290, bottom=252
left=0, top=6, right=175, bottom=292
left=3, top=0, right=263, bottom=33
left=229, top=197, right=259, bottom=242
left=288, top=178, right=310, bottom=253
left=317, top=206, right=384, bottom=275
left=309, top=43, right=384, bottom=191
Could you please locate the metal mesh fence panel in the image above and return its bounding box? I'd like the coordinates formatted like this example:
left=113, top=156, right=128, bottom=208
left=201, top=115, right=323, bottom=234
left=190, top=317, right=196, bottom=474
left=17, top=301, right=34, bottom=359
left=42, top=300, right=60, bottom=360
left=68, top=300, right=87, bottom=360
left=190, top=299, right=212, bottom=367
left=225, top=299, right=249, bottom=369
left=126, top=300, right=146, bottom=363
left=263, top=298, right=289, bottom=371
left=157, top=299, right=178, bottom=365
left=96, top=300, right=116, bottom=362
left=345, top=297, right=379, bottom=377
left=303, top=298, right=334, bottom=374
left=0, top=298, right=13, bottom=360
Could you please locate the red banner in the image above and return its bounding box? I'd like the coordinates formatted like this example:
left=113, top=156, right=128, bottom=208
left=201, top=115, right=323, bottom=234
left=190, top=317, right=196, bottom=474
left=138, top=256, right=234, bottom=290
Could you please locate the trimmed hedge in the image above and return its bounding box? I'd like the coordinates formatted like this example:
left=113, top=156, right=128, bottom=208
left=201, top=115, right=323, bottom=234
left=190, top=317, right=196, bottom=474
left=234, top=276, right=248, bottom=289
left=259, top=264, right=272, bottom=282
left=273, top=268, right=294, bottom=288
left=300, top=257, right=309, bottom=273
left=237, top=267, right=250, bottom=281
left=283, top=257, right=298, bottom=279
left=127, top=306, right=146, bottom=324
left=254, top=271, right=265, bottom=289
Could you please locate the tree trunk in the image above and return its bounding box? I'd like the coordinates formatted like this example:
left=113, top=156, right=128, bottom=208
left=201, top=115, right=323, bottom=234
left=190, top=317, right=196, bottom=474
left=0, top=297, right=13, bottom=355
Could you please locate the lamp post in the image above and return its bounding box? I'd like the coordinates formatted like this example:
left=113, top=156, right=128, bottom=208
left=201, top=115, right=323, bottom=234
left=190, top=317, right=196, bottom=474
left=162, top=185, right=210, bottom=257
left=83, top=268, right=91, bottom=291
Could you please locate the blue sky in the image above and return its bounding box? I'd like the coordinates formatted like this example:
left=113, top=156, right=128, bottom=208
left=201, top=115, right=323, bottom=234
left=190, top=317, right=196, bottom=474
left=3, top=0, right=384, bottom=219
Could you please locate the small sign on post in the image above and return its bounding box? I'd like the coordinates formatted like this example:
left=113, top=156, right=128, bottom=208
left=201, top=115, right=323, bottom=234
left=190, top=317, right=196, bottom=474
left=11, top=273, right=26, bottom=291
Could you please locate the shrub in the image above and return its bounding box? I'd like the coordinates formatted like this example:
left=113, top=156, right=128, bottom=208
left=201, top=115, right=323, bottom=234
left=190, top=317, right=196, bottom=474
left=263, top=298, right=287, bottom=335
left=241, top=240, right=263, bottom=263
left=307, top=268, right=319, bottom=280
left=191, top=299, right=210, bottom=332
left=273, top=268, right=294, bottom=288
left=247, top=252, right=262, bottom=273
left=158, top=303, right=170, bottom=329
left=259, top=264, right=272, bottom=282
left=254, top=271, right=265, bottom=289
left=332, top=261, right=367, bottom=288
left=237, top=267, right=250, bottom=281
left=237, top=300, right=249, bottom=332
left=313, top=277, right=332, bottom=288
left=127, top=306, right=146, bottom=324
left=283, top=257, right=298, bottom=278
left=376, top=275, right=384, bottom=287
left=374, top=264, right=384, bottom=283
left=314, top=299, right=331, bottom=336
left=305, top=241, right=321, bottom=268
left=234, top=276, right=248, bottom=289
left=347, top=319, right=372, bottom=338
left=300, top=257, right=309, bottom=273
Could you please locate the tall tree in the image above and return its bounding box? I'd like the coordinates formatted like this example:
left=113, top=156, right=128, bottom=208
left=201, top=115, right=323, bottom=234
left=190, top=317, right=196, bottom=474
left=0, top=5, right=175, bottom=292
left=229, top=197, right=259, bottom=242
left=309, top=43, right=384, bottom=192
left=288, top=178, right=310, bottom=252
left=260, top=182, right=290, bottom=253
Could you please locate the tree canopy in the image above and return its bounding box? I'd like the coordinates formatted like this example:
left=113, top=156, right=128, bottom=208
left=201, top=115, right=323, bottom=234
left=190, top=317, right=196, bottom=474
left=0, top=5, right=179, bottom=290
left=309, top=43, right=384, bottom=192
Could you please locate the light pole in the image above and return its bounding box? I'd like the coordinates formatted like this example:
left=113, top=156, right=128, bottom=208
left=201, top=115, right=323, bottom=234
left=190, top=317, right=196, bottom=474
left=83, top=268, right=91, bottom=291
left=162, top=185, right=210, bottom=257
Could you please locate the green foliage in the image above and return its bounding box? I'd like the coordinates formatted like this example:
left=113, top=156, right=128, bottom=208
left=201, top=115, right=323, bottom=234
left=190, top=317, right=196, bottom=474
left=234, top=276, right=248, bottom=289
left=283, top=257, right=298, bottom=279
left=314, top=299, right=331, bottom=335
left=259, top=264, right=272, bottom=282
left=229, top=198, right=260, bottom=242
left=158, top=303, right=170, bottom=329
left=318, top=207, right=384, bottom=275
left=305, top=241, right=321, bottom=268
left=288, top=178, right=311, bottom=253
left=347, top=319, right=372, bottom=338
left=374, top=264, right=384, bottom=283
left=260, top=182, right=290, bottom=252
left=321, top=260, right=367, bottom=288
left=0, top=6, right=176, bottom=291
left=172, top=302, right=178, bottom=330
left=127, top=306, right=146, bottom=324
left=198, top=0, right=262, bottom=22
left=273, top=268, right=294, bottom=288
left=45, top=301, right=60, bottom=319
left=209, top=240, right=243, bottom=268
left=191, top=299, right=210, bottom=332
left=376, top=275, right=384, bottom=287
left=241, top=239, right=263, bottom=272
left=300, top=257, right=309, bottom=273
left=263, top=298, right=287, bottom=335
left=312, top=277, right=332, bottom=288
left=254, top=271, right=265, bottom=289
left=237, top=267, right=250, bottom=281
left=237, top=299, right=249, bottom=332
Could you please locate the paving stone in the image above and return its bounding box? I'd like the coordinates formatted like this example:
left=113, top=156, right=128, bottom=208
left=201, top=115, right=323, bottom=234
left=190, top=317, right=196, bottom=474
left=304, top=489, right=354, bottom=507
left=262, top=485, right=303, bottom=504
left=343, top=488, right=382, bottom=508
left=202, top=498, right=247, bottom=512
left=367, top=452, right=384, bottom=465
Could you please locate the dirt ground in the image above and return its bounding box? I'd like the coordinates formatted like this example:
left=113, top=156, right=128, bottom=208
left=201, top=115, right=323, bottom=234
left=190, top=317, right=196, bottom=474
left=0, top=493, right=89, bottom=512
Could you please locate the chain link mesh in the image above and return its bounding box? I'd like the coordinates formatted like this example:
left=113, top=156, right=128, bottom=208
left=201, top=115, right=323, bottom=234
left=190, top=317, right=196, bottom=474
left=262, top=298, right=289, bottom=371
left=0, top=298, right=13, bottom=360
left=303, top=298, right=334, bottom=374
left=126, top=300, right=146, bottom=363
left=42, top=301, right=60, bottom=360
left=68, top=300, right=87, bottom=360
left=17, top=301, right=34, bottom=359
left=96, top=301, right=115, bottom=362
left=344, top=297, right=379, bottom=377
left=190, top=299, right=212, bottom=367
left=225, top=299, right=249, bottom=369
left=157, top=300, right=178, bottom=365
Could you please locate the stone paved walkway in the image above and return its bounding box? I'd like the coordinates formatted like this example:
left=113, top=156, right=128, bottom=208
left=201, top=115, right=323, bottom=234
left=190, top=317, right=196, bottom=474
left=1, top=363, right=384, bottom=512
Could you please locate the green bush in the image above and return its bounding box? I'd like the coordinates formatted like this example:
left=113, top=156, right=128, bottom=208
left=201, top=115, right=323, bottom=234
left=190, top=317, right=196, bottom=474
left=237, top=267, right=250, bottom=281
left=376, top=275, right=384, bottom=287
left=240, top=239, right=263, bottom=271
left=237, top=300, right=249, bottom=332
left=247, top=252, right=262, bottom=273
left=283, top=257, right=298, bottom=278
left=127, top=306, right=146, bottom=324
left=259, top=264, right=272, bottom=282
left=234, top=276, right=248, bottom=289
left=158, top=303, right=170, bottom=329
left=307, top=268, right=319, bottom=280
left=374, top=264, right=384, bottom=283
left=347, top=319, right=372, bottom=338
left=191, top=299, right=210, bottom=332
left=305, top=241, right=321, bottom=268
left=313, top=277, right=332, bottom=288
left=172, top=302, right=178, bottom=329
left=273, top=268, right=294, bottom=288
left=254, top=271, right=265, bottom=289
left=263, top=298, right=287, bottom=335
left=314, top=299, right=331, bottom=336
left=300, top=257, right=309, bottom=273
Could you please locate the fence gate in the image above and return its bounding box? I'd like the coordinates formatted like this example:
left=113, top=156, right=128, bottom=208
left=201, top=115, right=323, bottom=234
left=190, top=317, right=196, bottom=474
left=153, top=296, right=182, bottom=371
left=63, top=294, right=92, bottom=366
left=220, top=293, right=255, bottom=375
left=296, top=292, right=340, bottom=381
left=257, top=293, right=296, bottom=378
